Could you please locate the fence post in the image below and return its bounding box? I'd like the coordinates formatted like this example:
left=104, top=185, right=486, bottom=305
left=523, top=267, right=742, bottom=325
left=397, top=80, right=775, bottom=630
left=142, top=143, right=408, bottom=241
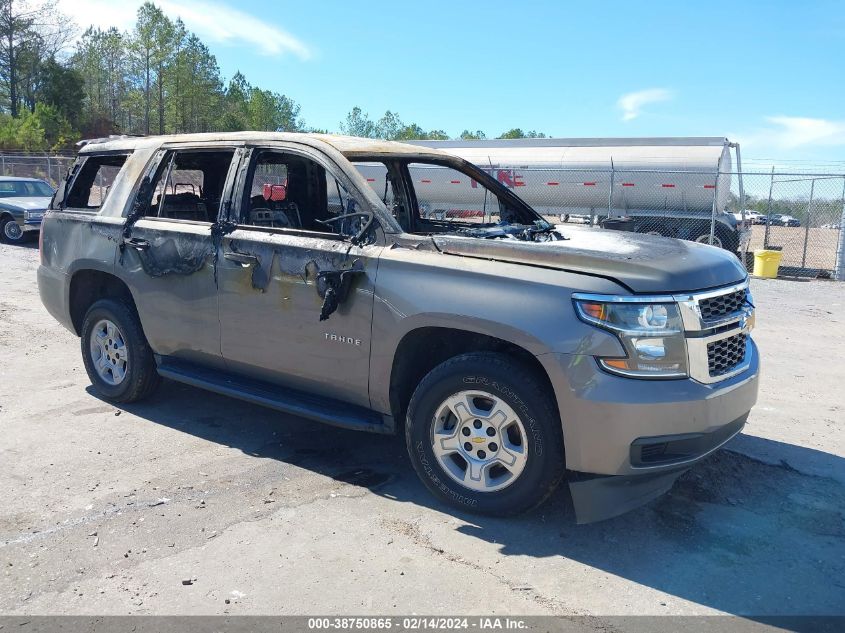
left=835, top=177, right=845, bottom=281
left=1, top=154, right=5, bottom=176
left=607, top=159, right=615, bottom=219
left=764, top=166, right=775, bottom=249
left=709, top=170, right=719, bottom=244
left=801, top=179, right=815, bottom=269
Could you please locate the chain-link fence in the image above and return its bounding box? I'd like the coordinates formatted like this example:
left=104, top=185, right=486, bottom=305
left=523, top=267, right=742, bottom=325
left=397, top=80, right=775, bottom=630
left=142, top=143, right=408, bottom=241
left=389, top=163, right=845, bottom=280
left=2, top=151, right=843, bottom=280
left=0, top=151, right=75, bottom=188
left=732, top=170, right=844, bottom=278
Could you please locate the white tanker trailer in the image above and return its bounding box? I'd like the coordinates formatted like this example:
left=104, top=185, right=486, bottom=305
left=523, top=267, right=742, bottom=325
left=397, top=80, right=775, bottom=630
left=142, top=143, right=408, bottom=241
left=354, top=137, right=747, bottom=254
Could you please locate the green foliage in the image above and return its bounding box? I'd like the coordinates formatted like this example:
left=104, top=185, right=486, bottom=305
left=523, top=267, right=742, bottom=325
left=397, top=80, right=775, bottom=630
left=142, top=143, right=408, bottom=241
left=0, top=103, right=73, bottom=151
left=426, top=129, right=450, bottom=140
left=38, top=58, right=84, bottom=127
left=0, top=1, right=556, bottom=149
left=341, top=108, right=455, bottom=141
left=65, top=2, right=302, bottom=139
left=0, top=110, right=44, bottom=151
left=340, top=107, right=377, bottom=138
left=498, top=128, right=547, bottom=139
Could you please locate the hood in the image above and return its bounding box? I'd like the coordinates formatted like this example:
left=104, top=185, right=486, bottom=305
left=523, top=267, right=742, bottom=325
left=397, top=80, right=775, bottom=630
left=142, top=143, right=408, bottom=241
left=0, top=196, right=51, bottom=211
left=432, top=224, right=747, bottom=294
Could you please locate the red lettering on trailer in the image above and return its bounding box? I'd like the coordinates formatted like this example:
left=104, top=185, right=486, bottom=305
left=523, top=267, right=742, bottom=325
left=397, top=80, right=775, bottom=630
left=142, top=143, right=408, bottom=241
left=703, top=184, right=716, bottom=189
left=513, top=173, right=525, bottom=187
left=546, top=181, right=560, bottom=186
left=496, top=169, right=515, bottom=188
left=622, top=183, right=635, bottom=187
left=450, top=180, right=461, bottom=184
left=583, top=182, right=596, bottom=186
left=366, top=178, right=375, bottom=182
left=661, top=184, right=676, bottom=188
left=421, top=179, right=431, bottom=183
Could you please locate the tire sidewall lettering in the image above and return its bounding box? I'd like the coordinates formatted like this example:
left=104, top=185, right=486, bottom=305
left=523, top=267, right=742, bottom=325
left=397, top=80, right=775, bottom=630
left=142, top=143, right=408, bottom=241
left=463, top=375, right=544, bottom=457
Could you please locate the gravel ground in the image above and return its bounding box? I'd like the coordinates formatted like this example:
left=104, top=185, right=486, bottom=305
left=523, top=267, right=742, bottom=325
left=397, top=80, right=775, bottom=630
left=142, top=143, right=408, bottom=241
left=0, top=241, right=843, bottom=618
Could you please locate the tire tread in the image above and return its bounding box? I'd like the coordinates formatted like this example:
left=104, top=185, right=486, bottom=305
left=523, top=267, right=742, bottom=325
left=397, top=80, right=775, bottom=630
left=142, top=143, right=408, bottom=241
left=405, top=351, right=564, bottom=516
left=81, top=298, right=160, bottom=403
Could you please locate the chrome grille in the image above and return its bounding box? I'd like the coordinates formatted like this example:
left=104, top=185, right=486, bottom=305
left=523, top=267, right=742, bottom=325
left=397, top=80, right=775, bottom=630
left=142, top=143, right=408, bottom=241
left=699, top=288, right=747, bottom=321
left=707, top=333, right=747, bottom=377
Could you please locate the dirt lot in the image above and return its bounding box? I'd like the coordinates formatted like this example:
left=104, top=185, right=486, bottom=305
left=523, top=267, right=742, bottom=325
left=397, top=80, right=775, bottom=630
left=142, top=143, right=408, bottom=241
left=0, top=241, right=843, bottom=618
left=748, top=224, right=842, bottom=272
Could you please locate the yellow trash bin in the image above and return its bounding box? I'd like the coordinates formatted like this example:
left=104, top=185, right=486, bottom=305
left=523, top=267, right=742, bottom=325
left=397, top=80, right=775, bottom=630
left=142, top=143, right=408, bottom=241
left=753, top=249, right=783, bottom=278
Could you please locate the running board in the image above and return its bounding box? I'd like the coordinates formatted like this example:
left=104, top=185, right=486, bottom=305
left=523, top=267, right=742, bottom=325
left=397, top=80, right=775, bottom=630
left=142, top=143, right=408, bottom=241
left=156, top=358, right=392, bottom=434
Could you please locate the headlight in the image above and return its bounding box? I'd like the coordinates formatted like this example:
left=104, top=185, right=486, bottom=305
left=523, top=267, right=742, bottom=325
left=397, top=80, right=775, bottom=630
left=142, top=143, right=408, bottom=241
left=574, top=297, right=688, bottom=379
left=24, top=210, right=43, bottom=221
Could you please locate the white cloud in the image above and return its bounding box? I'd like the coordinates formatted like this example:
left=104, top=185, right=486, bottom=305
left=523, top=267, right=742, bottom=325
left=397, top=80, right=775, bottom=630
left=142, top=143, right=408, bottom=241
left=57, top=0, right=311, bottom=59
left=56, top=0, right=139, bottom=33
left=617, top=88, right=674, bottom=122
left=157, top=0, right=311, bottom=59
left=756, top=116, right=845, bottom=148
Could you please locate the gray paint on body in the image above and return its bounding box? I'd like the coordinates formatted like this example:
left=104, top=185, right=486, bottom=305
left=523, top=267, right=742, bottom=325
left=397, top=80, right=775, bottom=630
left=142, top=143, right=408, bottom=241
left=37, top=132, right=759, bottom=523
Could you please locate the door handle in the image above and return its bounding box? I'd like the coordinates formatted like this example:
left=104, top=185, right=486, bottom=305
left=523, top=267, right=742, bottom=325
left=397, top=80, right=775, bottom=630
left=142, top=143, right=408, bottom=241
left=125, top=237, right=150, bottom=251
left=224, top=251, right=259, bottom=266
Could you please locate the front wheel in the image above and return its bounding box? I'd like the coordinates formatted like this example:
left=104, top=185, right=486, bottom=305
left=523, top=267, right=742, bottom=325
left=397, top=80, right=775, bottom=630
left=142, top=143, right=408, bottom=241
left=81, top=298, right=160, bottom=403
left=0, top=216, right=25, bottom=244
left=405, top=352, right=564, bottom=515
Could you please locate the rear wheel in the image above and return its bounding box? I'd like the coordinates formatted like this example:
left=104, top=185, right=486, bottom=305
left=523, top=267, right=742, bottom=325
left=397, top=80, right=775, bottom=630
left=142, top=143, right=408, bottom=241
left=405, top=352, right=564, bottom=515
left=636, top=220, right=671, bottom=237
left=0, top=216, right=25, bottom=244
left=81, top=298, right=160, bottom=403
left=694, top=233, right=723, bottom=249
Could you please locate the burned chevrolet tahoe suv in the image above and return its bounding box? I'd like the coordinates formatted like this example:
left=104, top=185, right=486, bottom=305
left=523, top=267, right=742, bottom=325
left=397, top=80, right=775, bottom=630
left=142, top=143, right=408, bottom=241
left=38, top=133, right=759, bottom=523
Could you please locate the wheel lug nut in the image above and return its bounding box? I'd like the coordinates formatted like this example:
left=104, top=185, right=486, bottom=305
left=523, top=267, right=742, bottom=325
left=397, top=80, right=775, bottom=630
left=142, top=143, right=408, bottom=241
left=477, top=450, right=487, bottom=459
left=473, top=420, right=482, bottom=429
left=464, top=442, right=472, bottom=451
left=486, top=427, right=495, bottom=437
left=461, top=427, right=470, bottom=436
left=489, top=442, right=498, bottom=451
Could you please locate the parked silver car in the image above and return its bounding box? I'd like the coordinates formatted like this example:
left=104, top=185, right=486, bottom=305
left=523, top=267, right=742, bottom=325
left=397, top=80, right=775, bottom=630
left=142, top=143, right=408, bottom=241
left=37, top=133, right=759, bottom=523
left=0, top=177, right=54, bottom=244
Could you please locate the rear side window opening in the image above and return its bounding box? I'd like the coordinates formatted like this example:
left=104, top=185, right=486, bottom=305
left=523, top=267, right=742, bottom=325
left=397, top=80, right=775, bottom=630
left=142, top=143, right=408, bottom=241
left=144, top=150, right=236, bottom=223
left=64, top=154, right=130, bottom=210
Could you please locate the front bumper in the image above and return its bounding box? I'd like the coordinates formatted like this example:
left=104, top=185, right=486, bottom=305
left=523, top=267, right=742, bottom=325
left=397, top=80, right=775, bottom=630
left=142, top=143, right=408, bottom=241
left=538, top=339, right=759, bottom=523
left=568, top=413, right=747, bottom=523
left=18, top=217, right=42, bottom=232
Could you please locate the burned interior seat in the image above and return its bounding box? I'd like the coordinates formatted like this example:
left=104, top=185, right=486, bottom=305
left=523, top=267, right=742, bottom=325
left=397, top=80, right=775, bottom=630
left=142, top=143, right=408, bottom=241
left=159, top=192, right=208, bottom=222
left=247, top=183, right=301, bottom=229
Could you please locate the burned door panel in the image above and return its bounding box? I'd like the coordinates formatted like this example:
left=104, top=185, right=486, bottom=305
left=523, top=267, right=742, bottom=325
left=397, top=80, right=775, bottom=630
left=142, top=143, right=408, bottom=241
left=217, top=228, right=381, bottom=408
left=118, top=218, right=222, bottom=368
left=114, top=147, right=241, bottom=369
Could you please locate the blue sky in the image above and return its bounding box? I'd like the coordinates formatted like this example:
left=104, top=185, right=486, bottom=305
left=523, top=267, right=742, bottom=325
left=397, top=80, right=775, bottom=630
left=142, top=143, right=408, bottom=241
left=61, top=0, right=845, bottom=167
